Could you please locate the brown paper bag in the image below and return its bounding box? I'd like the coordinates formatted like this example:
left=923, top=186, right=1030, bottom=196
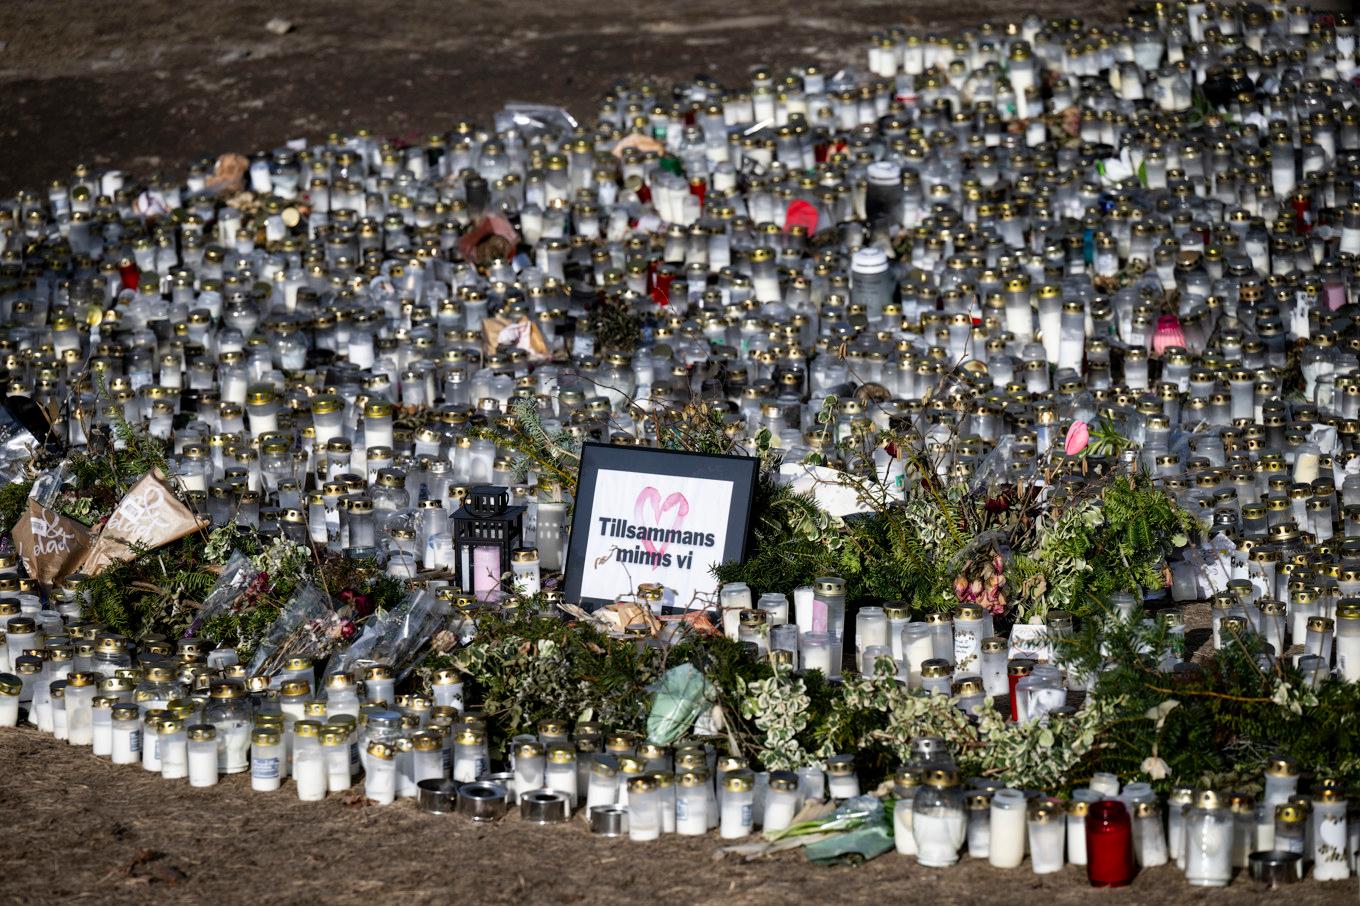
left=79, top=471, right=207, bottom=576
left=12, top=499, right=93, bottom=587
left=595, top=601, right=660, bottom=635
left=481, top=315, right=550, bottom=362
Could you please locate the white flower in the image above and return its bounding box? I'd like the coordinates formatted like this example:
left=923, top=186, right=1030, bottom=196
left=1141, top=756, right=1169, bottom=780
left=1143, top=699, right=1180, bottom=726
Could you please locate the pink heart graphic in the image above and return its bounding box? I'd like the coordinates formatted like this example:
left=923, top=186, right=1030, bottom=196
left=634, top=486, right=690, bottom=568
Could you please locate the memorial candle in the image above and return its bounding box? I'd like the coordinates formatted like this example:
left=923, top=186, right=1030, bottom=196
left=1085, top=800, right=1136, bottom=887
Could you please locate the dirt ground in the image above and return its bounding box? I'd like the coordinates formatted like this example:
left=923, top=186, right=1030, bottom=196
left=0, top=0, right=1129, bottom=197
left=0, top=726, right=1352, bottom=906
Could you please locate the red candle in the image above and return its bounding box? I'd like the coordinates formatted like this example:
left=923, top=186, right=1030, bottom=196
left=1291, top=191, right=1312, bottom=235
left=652, top=269, right=674, bottom=307
left=688, top=176, right=706, bottom=209
left=1007, top=659, right=1033, bottom=722
left=1085, top=800, right=1136, bottom=887
left=629, top=175, right=651, bottom=205
left=119, top=258, right=140, bottom=291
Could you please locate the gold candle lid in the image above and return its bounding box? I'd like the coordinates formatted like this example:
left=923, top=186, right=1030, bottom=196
left=723, top=772, right=754, bottom=793
left=1266, top=755, right=1299, bottom=777
left=1275, top=803, right=1306, bottom=824
left=923, top=766, right=960, bottom=788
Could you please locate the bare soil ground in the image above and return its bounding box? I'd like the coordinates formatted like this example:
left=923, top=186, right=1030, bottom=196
left=1, top=726, right=1355, bottom=906
left=0, top=0, right=1125, bottom=197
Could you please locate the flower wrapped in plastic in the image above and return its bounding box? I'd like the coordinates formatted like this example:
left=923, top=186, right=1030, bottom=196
left=329, top=588, right=443, bottom=681
left=247, top=583, right=334, bottom=677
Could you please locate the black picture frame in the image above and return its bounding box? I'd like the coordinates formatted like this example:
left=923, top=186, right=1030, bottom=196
left=563, top=442, right=759, bottom=609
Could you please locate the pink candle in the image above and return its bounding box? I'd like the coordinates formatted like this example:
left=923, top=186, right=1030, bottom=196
left=473, top=545, right=502, bottom=602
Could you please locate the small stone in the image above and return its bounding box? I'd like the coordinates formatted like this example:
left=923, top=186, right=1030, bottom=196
left=264, top=18, right=293, bottom=35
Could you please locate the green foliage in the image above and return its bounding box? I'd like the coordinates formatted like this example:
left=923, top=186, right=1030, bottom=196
left=648, top=401, right=742, bottom=456
left=200, top=603, right=282, bottom=657
left=1085, top=417, right=1134, bottom=458
left=1081, top=474, right=1194, bottom=612
left=449, top=607, right=665, bottom=753
left=719, top=467, right=1192, bottom=621
left=715, top=478, right=855, bottom=599
left=80, top=534, right=219, bottom=640
left=586, top=294, right=643, bottom=353
left=90, top=373, right=172, bottom=491
left=713, top=484, right=963, bottom=611
left=56, top=444, right=178, bottom=519
left=730, top=653, right=1119, bottom=790
left=472, top=396, right=582, bottom=492
left=1057, top=612, right=1360, bottom=793
left=475, top=394, right=756, bottom=502
left=0, top=478, right=33, bottom=534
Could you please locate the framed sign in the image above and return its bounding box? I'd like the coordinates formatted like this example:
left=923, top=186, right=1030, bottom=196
left=564, top=443, right=759, bottom=609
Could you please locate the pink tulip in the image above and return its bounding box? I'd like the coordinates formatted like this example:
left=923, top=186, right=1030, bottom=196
left=1151, top=314, right=1185, bottom=357
left=1065, top=420, right=1090, bottom=457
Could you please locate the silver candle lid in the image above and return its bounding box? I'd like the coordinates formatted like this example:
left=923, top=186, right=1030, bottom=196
left=416, top=778, right=461, bottom=815
left=519, top=788, right=570, bottom=824
left=589, top=804, right=629, bottom=836
left=477, top=770, right=516, bottom=803
left=456, top=782, right=509, bottom=822
left=1247, top=850, right=1301, bottom=888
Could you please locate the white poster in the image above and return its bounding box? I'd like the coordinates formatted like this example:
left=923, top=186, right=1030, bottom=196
left=576, top=468, right=734, bottom=608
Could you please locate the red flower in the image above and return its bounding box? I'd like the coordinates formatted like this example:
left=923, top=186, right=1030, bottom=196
left=351, top=594, right=374, bottom=618
left=242, top=571, right=271, bottom=606
left=339, top=620, right=357, bottom=642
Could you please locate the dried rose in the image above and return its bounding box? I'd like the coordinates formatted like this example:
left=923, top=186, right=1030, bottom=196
left=457, top=214, right=520, bottom=267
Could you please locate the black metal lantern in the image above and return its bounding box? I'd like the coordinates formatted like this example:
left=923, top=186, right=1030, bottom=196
left=451, top=485, right=525, bottom=600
